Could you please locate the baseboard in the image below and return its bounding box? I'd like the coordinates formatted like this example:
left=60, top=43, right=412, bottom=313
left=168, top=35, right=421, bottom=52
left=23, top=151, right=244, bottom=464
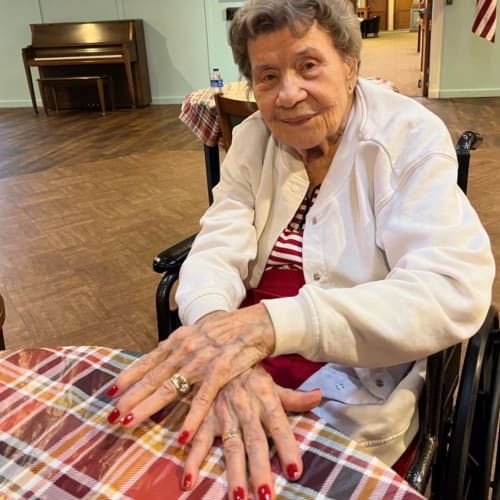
left=0, top=99, right=33, bottom=108
left=151, top=97, right=185, bottom=105
left=0, top=97, right=185, bottom=108
left=438, top=88, right=500, bottom=98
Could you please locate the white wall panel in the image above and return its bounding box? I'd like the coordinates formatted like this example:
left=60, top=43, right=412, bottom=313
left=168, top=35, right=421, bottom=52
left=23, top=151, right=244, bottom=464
left=204, top=0, right=244, bottom=85
left=0, top=0, right=41, bottom=106
left=39, top=0, right=119, bottom=22
left=122, top=0, right=208, bottom=103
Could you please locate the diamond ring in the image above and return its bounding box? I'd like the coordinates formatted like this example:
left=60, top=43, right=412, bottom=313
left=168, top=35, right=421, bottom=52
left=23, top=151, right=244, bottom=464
left=170, top=373, right=191, bottom=395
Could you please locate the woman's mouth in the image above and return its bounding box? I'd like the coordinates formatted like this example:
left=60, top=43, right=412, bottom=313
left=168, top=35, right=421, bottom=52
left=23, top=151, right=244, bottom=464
left=281, top=114, right=315, bottom=126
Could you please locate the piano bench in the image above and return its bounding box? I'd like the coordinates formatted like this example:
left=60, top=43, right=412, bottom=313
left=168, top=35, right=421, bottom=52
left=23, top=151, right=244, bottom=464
left=37, top=76, right=115, bottom=116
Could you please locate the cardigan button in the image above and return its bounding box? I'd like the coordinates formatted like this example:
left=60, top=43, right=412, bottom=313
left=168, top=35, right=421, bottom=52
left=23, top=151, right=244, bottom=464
left=311, top=216, right=318, bottom=224
left=313, top=272, right=321, bottom=281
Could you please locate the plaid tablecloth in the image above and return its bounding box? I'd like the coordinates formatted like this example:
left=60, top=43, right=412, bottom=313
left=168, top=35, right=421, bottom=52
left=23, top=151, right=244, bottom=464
left=179, top=78, right=399, bottom=148
left=179, top=81, right=252, bottom=147
left=0, top=346, right=424, bottom=499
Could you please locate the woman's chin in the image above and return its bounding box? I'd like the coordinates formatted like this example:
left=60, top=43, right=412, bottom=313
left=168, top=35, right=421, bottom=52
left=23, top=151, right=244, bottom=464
left=280, top=135, right=324, bottom=153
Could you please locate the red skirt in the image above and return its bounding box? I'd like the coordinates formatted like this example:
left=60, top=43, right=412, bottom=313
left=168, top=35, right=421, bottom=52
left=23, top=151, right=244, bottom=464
left=241, top=267, right=325, bottom=389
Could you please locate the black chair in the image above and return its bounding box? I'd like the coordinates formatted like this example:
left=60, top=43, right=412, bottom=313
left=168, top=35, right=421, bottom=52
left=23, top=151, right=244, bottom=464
left=361, top=16, right=381, bottom=38
left=152, top=130, right=500, bottom=499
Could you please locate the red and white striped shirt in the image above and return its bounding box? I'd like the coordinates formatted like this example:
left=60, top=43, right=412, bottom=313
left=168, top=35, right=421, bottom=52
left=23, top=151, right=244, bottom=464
left=266, top=186, right=320, bottom=270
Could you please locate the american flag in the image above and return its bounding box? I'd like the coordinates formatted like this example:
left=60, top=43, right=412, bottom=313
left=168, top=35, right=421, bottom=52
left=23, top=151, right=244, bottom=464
left=472, top=0, right=497, bottom=42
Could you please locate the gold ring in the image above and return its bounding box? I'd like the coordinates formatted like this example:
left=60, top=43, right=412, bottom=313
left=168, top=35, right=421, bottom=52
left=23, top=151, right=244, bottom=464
left=170, top=373, right=191, bottom=395
left=222, top=429, right=242, bottom=443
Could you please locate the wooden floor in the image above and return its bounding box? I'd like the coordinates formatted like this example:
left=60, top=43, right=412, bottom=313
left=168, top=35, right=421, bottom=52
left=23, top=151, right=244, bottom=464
left=1, top=99, right=499, bottom=353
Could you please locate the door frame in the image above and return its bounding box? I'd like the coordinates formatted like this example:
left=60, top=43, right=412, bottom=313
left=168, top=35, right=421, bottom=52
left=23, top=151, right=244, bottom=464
left=427, top=0, right=443, bottom=98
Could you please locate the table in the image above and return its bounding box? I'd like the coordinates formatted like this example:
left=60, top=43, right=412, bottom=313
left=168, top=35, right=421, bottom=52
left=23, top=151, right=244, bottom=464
left=0, top=346, right=425, bottom=499
left=179, top=78, right=399, bottom=205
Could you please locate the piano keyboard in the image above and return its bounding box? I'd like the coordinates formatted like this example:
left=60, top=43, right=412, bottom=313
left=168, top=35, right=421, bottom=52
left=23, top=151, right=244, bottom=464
left=33, top=55, right=123, bottom=61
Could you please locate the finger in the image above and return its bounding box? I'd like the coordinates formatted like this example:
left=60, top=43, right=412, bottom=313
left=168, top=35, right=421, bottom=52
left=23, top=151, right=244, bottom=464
left=228, top=383, right=274, bottom=499
left=109, top=324, right=205, bottom=398
left=178, top=353, right=238, bottom=442
left=223, top=431, right=248, bottom=500
left=277, top=387, right=322, bottom=413
left=245, top=369, right=306, bottom=482
left=108, top=341, right=172, bottom=397
left=261, top=395, right=303, bottom=482
left=240, top=409, right=274, bottom=500
left=115, top=368, right=187, bottom=427
left=183, top=411, right=218, bottom=491
left=215, top=392, right=248, bottom=500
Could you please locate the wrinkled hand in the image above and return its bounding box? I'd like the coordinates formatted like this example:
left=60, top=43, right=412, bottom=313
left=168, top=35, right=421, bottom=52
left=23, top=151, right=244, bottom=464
left=181, top=366, right=322, bottom=498
left=106, top=305, right=275, bottom=442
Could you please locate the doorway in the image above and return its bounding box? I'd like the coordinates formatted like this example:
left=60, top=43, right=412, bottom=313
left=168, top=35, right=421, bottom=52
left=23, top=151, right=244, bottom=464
left=367, top=0, right=389, bottom=30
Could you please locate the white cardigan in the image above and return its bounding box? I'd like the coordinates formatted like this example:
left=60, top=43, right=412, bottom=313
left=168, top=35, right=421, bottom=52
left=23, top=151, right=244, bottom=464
left=176, top=78, right=495, bottom=464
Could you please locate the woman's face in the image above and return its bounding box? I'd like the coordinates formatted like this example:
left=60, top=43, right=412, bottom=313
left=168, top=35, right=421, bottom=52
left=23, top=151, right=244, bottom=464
left=248, top=21, right=357, bottom=153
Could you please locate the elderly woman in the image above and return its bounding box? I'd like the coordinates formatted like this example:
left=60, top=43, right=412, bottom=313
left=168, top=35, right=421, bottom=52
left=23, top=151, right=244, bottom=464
left=107, top=0, right=495, bottom=497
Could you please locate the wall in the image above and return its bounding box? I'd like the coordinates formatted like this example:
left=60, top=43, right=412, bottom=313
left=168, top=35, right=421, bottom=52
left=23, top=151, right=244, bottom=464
left=0, top=1, right=41, bottom=107
left=204, top=0, right=245, bottom=85
left=437, top=1, right=500, bottom=98
left=0, top=0, right=499, bottom=108
left=0, top=0, right=239, bottom=107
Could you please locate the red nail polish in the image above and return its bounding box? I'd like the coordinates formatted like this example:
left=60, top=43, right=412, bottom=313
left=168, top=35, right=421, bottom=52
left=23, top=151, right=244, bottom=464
left=286, top=463, right=299, bottom=480
left=233, top=486, right=245, bottom=500
left=107, top=408, right=121, bottom=424
left=121, top=413, right=134, bottom=425
left=182, top=473, right=192, bottom=490
left=258, top=484, right=272, bottom=500
left=178, top=430, right=190, bottom=444
left=107, top=384, right=119, bottom=398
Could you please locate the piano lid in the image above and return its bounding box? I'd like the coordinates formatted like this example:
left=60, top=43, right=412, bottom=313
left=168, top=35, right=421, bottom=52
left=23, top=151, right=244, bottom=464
left=29, top=20, right=135, bottom=47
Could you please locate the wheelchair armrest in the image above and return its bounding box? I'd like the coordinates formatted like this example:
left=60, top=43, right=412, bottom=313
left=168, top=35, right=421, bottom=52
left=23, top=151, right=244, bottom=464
left=406, top=434, right=438, bottom=493
left=455, top=130, right=482, bottom=193
left=456, top=130, right=483, bottom=154
left=152, top=233, right=197, bottom=274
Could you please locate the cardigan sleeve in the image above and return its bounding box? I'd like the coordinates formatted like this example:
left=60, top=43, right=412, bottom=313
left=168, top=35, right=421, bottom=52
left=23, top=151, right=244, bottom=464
left=263, top=149, right=495, bottom=367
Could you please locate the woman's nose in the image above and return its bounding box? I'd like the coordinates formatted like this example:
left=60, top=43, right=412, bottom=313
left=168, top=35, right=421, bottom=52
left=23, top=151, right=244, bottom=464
left=276, top=75, right=307, bottom=108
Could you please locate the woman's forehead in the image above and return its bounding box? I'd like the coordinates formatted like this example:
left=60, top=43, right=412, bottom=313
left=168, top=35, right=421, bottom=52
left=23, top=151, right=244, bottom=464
left=248, top=23, right=337, bottom=62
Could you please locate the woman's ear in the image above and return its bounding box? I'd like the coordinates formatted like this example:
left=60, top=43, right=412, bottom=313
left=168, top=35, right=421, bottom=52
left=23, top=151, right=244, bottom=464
left=343, top=57, right=359, bottom=93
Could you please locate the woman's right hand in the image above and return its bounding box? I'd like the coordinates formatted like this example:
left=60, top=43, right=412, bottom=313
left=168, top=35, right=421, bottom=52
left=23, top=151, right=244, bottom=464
left=181, top=365, right=322, bottom=499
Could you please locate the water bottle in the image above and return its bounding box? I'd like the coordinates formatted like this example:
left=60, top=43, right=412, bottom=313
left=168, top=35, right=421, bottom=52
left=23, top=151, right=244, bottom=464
left=210, top=67, right=224, bottom=92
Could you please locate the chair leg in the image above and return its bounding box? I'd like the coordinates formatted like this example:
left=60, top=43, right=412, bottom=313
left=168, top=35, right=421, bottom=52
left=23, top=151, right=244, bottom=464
left=37, top=80, right=49, bottom=116
left=108, top=76, right=115, bottom=111
left=96, top=78, right=106, bottom=115
left=51, top=87, right=59, bottom=112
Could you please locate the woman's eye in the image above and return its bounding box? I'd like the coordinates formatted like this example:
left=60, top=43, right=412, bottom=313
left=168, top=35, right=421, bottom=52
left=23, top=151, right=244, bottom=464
left=262, top=73, right=277, bottom=82
left=303, top=61, right=316, bottom=71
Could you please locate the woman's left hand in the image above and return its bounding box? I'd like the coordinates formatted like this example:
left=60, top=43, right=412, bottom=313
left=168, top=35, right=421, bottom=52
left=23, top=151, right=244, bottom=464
left=181, top=365, right=322, bottom=499
left=106, top=305, right=276, bottom=440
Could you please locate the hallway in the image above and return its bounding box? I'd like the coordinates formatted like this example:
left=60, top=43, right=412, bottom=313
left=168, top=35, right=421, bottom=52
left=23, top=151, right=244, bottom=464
left=359, top=30, right=421, bottom=96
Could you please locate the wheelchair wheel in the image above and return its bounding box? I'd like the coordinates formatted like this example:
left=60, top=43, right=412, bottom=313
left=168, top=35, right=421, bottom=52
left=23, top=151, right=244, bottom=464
left=465, top=325, right=500, bottom=500
left=445, top=307, right=500, bottom=500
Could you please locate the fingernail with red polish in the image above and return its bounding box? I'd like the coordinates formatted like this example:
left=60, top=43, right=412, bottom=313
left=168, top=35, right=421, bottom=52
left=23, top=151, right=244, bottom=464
left=121, top=413, right=134, bottom=425
left=286, top=463, right=299, bottom=480
left=258, top=484, right=272, bottom=500
left=233, top=486, right=245, bottom=500
left=178, top=430, right=190, bottom=445
left=106, top=384, right=119, bottom=398
left=107, top=408, right=121, bottom=424
left=182, top=473, right=192, bottom=490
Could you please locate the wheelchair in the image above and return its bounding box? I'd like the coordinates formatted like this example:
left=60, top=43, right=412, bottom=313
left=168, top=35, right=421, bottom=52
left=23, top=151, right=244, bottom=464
left=152, top=130, right=500, bottom=499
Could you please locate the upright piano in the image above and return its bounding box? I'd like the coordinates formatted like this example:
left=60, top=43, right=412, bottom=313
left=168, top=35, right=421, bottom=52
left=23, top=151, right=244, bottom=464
left=22, top=19, right=151, bottom=113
